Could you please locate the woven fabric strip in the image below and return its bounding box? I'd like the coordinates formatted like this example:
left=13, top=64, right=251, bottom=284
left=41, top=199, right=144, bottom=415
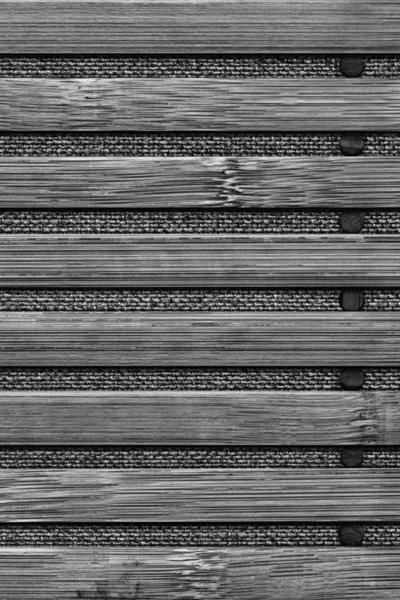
left=0, top=523, right=398, bottom=546
left=1, top=133, right=400, bottom=156
left=0, top=290, right=342, bottom=312
left=0, top=55, right=399, bottom=78
left=0, top=447, right=397, bottom=469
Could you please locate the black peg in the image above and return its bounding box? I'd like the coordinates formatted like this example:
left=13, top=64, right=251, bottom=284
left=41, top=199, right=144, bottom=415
left=339, top=524, right=364, bottom=546
left=340, top=290, right=364, bottom=311
left=340, top=133, right=364, bottom=156
left=341, top=447, right=364, bottom=468
left=340, top=368, right=364, bottom=390
left=340, top=211, right=365, bottom=233
left=340, top=56, right=366, bottom=77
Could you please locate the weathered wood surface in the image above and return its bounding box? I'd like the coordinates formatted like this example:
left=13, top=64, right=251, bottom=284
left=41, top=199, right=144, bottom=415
left=4, top=157, right=400, bottom=209
left=0, top=390, right=398, bottom=445
left=0, top=469, right=399, bottom=521
left=3, top=235, right=400, bottom=287
left=0, top=0, right=399, bottom=54
left=1, top=547, right=400, bottom=599
left=1, top=79, right=400, bottom=132
left=0, top=312, right=400, bottom=367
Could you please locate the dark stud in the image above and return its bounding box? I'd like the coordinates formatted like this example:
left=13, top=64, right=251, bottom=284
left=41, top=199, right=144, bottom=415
left=340, top=133, right=364, bottom=156
left=339, top=524, right=364, bottom=546
left=340, top=290, right=364, bottom=311
left=340, top=368, right=364, bottom=390
left=340, top=211, right=365, bottom=233
left=340, top=56, right=366, bottom=77
left=341, top=447, right=364, bottom=467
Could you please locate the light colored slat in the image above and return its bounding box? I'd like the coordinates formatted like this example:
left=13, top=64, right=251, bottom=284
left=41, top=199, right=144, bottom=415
left=1, top=548, right=400, bottom=600
left=0, top=312, right=400, bottom=366
left=0, top=390, right=398, bottom=445
left=0, top=79, right=400, bottom=132
left=3, top=157, right=400, bottom=209
left=0, top=0, right=399, bottom=54
left=2, top=235, right=400, bottom=287
left=0, top=469, right=398, bottom=521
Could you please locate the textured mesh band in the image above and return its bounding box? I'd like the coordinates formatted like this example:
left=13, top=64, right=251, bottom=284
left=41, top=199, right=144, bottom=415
left=0, top=523, right=397, bottom=546
left=0, top=446, right=397, bottom=469
left=1, top=133, right=400, bottom=156
left=1, top=210, right=400, bottom=234
left=0, top=55, right=399, bottom=78
left=0, top=289, right=342, bottom=312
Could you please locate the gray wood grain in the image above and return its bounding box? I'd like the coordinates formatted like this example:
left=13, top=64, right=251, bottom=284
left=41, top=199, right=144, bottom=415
left=0, top=312, right=400, bottom=367
left=3, top=157, right=400, bottom=209
left=0, top=0, right=399, bottom=54
left=2, top=235, right=400, bottom=287
left=1, top=79, right=400, bottom=131
left=0, top=390, right=398, bottom=445
left=1, top=548, right=400, bottom=600
left=0, top=468, right=398, bottom=521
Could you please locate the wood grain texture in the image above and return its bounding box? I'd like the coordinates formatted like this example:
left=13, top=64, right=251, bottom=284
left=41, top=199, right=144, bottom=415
left=1, top=79, right=400, bottom=132
left=1, top=548, right=400, bottom=600
left=3, top=235, right=400, bottom=287
left=1, top=312, right=400, bottom=367
left=0, top=390, right=398, bottom=445
left=0, top=468, right=399, bottom=521
left=1, top=0, right=399, bottom=54
left=4, top=157, right=400, bottom=209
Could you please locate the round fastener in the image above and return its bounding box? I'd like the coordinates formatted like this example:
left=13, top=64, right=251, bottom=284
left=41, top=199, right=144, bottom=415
left=340, top=211, right=365, bottom=233
left=340, top=368, right=364, bottom=390
left=339, top=133, right=364, bottom=156
left=341, top=447, right=364, bottom=467
left=340, top=56, right=366, bottom=77
left=340, top=290, right=364, bottom=311
left=339, top=524, right=364, bottom=546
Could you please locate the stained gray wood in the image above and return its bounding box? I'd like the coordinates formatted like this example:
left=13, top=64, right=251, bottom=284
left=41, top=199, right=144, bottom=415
left=3, top=235, right=400, bottom=287
left=0, top=468, right=398, bottom=521
left=0, top=548, right=400, bottom=600
left=0, top=390, right=398, bottom=445
left=1, top=312, right=400, bottom=367
left=1, top=0, right=399, bottom=54
left=1, top=79, right=400, bottom=132
left=4, top=157, right=400, bottom=209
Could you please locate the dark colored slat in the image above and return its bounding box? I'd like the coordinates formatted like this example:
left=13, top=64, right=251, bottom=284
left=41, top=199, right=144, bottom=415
left=0, top=79, right=400, bottom=131
left=0, top=390, right=398, bottom=445
left=0, top=469, right=398, bottom=521
left=2, top=235, right=400, bottom=287
left=0, top=0, right=399, bottom=54
left=4, top=157, right=400, bottom=209
left=0, top=312, right=400, bottom=366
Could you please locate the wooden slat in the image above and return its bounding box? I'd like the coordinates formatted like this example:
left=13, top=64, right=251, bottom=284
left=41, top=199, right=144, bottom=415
left=0, top=312, right=400, bottom=367
left=2, top=235, right=400, bottom=287
left=0, top=390, right=398, bottom=445
left=1, top=548, right=400, bottom=600
left=1, top=79, right=400, bottom=132
left=1, top=0, right=399, bottom=54
left=0, top=468, right=398, bottom=521
left=4, top=157, right=400, bottom=209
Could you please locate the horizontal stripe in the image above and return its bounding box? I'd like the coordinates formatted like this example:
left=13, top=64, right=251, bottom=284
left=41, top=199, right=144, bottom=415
left=0, top=390, right=397, bottom=445
left=1, top=235, right=400, bottom=287
left=1, top=0, right=399, bottom=53
left=0, top=312, right=400, bottom=366
left=3, top=157, right=400, bottom=209
left=1, top=79, right=400, bottom=131
left=0, top=469, right=398, bottom=521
